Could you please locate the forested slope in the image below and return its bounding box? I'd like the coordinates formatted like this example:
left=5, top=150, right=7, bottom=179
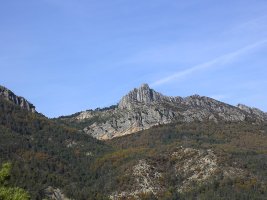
left=0, top=98, right=111, bottom=199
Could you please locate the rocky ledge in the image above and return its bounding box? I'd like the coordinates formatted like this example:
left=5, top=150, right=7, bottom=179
left=0, top=85, right=36, bottom=112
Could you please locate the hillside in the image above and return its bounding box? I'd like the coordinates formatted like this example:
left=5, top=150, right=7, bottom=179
left=104, top=121, right=267, bottom=199
left=0, top=92, right=111, bottom=199
left=0, top=85, right=266, bottom=199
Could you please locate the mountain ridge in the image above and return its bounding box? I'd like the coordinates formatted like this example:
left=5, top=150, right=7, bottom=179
left=1, top=83, right=266, bottom=140
left=57, top=83, right=267, bottom=140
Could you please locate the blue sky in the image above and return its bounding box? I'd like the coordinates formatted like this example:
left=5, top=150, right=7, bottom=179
left=1, top=0, right=267, bottom=117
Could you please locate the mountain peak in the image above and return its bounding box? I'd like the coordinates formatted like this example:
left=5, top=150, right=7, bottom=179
left=0, top=85, right=36, bottom=113
left=118, top=83, right=165, bottom=109
left=140, top=83, right=150, bottom=90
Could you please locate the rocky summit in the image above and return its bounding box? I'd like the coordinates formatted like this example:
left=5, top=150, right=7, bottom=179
left=118, top=83, right=177, bottom=109
left=58, top=84, right=267, bottom=140
left=0, top=85, right=35, bottom=112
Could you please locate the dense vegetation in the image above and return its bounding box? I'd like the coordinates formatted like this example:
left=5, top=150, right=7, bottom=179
left=106, top=122, right=267, bottom=199
left=0, top=162, right=30, bottom=200
left=0, top=97, right=267, bottom=199
left=0, top=98, right=111, bottom=199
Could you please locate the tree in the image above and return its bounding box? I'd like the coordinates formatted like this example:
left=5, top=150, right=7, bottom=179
left=0, top=162, right=30, bottom=200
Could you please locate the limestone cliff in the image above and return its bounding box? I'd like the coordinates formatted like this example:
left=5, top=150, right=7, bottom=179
left=0, top=85, right=36, bottom=112
left=58, top=84, right=267, bottom=140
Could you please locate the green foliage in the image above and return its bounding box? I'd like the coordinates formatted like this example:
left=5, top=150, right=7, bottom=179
left=0, top=187, right=30, bottom=200
left=0, top=163, right=11, bottom=184
left=0, top=163, right=30, bottom=200
left=93, top=148, right=147, bottom=169
left=0, top=98, right=111, bottom=199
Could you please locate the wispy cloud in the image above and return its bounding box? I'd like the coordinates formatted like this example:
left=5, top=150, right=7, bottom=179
left=151, top=39, right=267, bottom=86
left=224, top=15, right=267, bottom=35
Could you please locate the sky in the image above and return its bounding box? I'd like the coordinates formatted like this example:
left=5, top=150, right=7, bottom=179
left=0, top=0, right=267, bottom=118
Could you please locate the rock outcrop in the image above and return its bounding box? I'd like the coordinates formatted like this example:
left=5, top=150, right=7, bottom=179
left=237, top=103, right=266, bottom=121
left=110, top=159, right=163, bottom=199
left=44, top=186, right=71, bottom=200
left=0, top=85, right=35, bottom=112
left=119, top=83, right=178, bottom=109
left=58, top=84, right=267, bottom=140
left=110, top=147, right=250, bottom=199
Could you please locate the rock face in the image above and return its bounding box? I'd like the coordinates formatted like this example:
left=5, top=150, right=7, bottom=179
left=119, top=83, right=177, bottom=109
left=0, top=85, right=35, bottom=112
left=172, top=147, right=218, bottom=192
left=59, top=84, right=267, bottom=140
left=237, top=104, right=266, bottom=121
left=44, top=186, right=71, bottom=200
left=110, top=159, right=163, bottom=199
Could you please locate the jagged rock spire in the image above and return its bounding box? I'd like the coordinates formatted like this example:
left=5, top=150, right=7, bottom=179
left=118, top=83, right=166, bottom=109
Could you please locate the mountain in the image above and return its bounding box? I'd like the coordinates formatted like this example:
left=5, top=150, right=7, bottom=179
left=1, top=85, right=267, bottom=199
left=57, top=83, right=267, bottom=140
left=0, top=85, right=35, bottom=112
